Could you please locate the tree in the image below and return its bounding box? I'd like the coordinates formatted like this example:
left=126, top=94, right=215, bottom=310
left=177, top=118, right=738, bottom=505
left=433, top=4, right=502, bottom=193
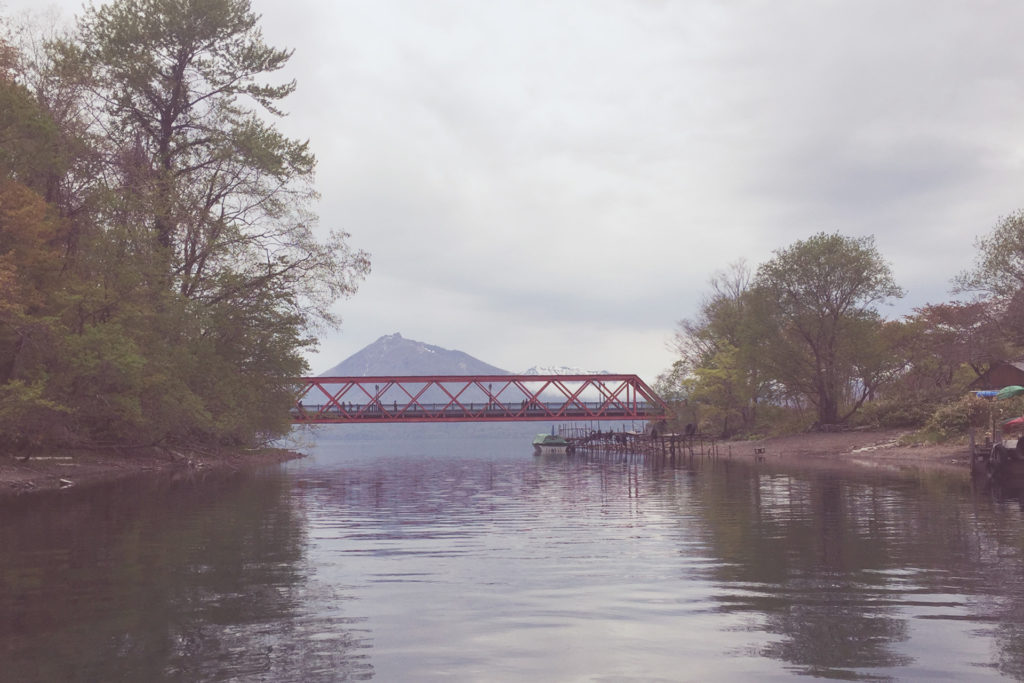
left=672, top=261, right=770, bottom=435
left=0, top=45, right=77, bottom=442
left=686, top=342, right=765, bottom=436
left=956, top=210, right=1024, bottom=299
left=0, top=2, right=369, bottom=451
left=0, top=178, right=61, bottom=383
left=674, top=261, right=754, bottom=367
left=754, top=233, right=903, bottom=426
left=47, top=0, right=368, bottom=446
left=955, top=211, right=1024, bottom=350
left=900, top=302, right=1006, bottom=389
left=54, top=0, right=369, bottom=321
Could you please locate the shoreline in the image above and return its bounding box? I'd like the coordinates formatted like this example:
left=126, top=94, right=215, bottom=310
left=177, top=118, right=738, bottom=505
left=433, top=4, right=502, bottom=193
left=0, top=446, right=305, bottom=499
left=721, top=429, right=971, bottom=474
left=0, top=429, right=975, bottom=499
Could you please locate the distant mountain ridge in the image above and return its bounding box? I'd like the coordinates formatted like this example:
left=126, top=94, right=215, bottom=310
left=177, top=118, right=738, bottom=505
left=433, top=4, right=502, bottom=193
left=311, top=335, right=627, bottom=438
left=522, top=365, right=612, bottom=376
left=316, top=333, right=618, bottom=406
left=320, top=333, right=615, bottom=380
left=320, top=333, right=510, bottom=377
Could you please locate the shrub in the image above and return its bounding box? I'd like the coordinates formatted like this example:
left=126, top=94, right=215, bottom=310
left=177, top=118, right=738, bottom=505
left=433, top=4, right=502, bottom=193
left=751, top=404, right=815, bottom=438
left=856, top=398, right=936, bottom=429
left=925, top=394, right=992, bottom=440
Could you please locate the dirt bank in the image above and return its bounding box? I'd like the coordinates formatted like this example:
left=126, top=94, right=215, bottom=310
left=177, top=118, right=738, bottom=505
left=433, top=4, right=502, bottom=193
left=0, top=446, right=304, bottom=499
left=721, top=429, right=970, bottom=473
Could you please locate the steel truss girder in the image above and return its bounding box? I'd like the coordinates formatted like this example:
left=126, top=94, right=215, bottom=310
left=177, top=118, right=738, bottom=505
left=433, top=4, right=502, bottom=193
left=292, top=374, right=669, bottom=424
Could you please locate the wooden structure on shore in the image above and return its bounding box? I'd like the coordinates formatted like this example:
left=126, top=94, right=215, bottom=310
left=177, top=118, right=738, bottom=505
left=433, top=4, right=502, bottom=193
left=556, top=425, right=719, bottom=461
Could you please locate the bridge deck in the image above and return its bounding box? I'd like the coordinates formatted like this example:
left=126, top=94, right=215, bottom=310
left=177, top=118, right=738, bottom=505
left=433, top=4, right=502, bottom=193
left=293, top=374, right=668, bottom=424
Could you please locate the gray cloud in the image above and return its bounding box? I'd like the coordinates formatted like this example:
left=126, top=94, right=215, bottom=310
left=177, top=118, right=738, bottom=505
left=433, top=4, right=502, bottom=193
left=10, top=0, right=1024, bottom=379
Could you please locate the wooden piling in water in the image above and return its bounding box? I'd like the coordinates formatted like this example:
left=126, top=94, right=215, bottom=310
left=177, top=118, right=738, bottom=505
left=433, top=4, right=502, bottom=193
left=558, top=426, right=717, bottom=463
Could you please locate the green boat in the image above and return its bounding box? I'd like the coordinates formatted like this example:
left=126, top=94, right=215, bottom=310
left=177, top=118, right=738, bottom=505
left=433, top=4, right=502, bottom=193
left=533, top=433, right=570, bottom=454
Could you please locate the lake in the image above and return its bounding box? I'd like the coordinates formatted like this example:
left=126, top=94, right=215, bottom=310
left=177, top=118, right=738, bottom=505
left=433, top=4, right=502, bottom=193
left=4, top=425, right=1024, bottom=681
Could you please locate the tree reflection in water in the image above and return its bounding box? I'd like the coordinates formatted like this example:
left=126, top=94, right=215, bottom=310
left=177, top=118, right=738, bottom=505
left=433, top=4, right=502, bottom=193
left=10, top=444, right=1024, bottom=680
left=0, top=470, right=373, bottom=682
left=685, top=461, right=1011, bottom=679
left=977, top=478, right=1024, bottom=680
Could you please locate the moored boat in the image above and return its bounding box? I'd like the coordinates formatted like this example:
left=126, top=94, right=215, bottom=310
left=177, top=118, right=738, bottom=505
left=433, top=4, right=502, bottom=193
left=981, top=437, right=1024, bottom=480
left=533, top=433, right=571, bottom=455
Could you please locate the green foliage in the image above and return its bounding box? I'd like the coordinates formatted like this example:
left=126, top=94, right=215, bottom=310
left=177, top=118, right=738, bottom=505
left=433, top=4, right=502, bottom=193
left=687, top=343, right=762, bottom=437
left=653, top=362, right=696, bottom=432
left=956, top=211, right=1024, bottom=299
left=654, top=360, right=689, bottom=403
left=924, top=394, right=992, bottom=441
left=0, top=79, right=63, bottom=191
left=0, top=379, right=68, bottom=449
left=750, top=403, right=816, bottom=438
left=57, top=322, right=148, bottom=441
left=0, top=3, right=369, bottom=453
left=753, top=233, right=904, bottom=425
left=672, top=261, right=770, bottom=437
left=669, top=235, right=906, bottom=436
left=663, top=207, right=1024, bottom=441
left=854, top=398, right=936, bottom=430
left=952, top=211, right=1024, bottom=352
left=53, top=0, right=370, bottom=317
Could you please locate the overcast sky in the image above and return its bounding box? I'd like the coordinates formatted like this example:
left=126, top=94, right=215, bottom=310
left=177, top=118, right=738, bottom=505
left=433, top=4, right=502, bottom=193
left=7, top=1, right=1024, bottom=381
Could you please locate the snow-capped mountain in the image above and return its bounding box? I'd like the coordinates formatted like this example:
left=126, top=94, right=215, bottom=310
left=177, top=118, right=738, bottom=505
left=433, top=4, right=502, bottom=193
left=520, top=365, right=613, bottom=376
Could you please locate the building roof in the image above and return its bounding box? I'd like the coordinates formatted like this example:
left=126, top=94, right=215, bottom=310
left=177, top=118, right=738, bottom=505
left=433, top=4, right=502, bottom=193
left=968, top=360, right=1024, bottom=390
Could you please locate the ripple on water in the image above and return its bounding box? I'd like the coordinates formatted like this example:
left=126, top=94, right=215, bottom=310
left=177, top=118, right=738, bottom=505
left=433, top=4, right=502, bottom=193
left=5, top=439, right=1024, bottom=681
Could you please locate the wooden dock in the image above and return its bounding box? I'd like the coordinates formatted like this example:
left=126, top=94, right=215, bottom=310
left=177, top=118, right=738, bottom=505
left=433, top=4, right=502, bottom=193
left=557, top=425, right=719, bottom=461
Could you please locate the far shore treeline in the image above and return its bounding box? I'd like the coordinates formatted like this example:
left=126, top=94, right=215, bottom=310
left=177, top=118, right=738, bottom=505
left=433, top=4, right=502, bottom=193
left=0, top=0, right=369, bottom=453
left=658, top=226, right=1024, bottom=441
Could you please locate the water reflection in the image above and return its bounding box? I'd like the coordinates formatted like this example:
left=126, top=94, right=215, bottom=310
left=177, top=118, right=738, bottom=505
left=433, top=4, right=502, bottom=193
left=288, top=440, right=1024, bottom=681
left=700, top=470, right=919, bottom=678
left=10, top=438, right=1024, bottom=680
left=296, top=440, right=1024, bottom=679
left=0, top=470, right=372, bottom=682
left=967, top=477, right=1024, bottom=681
left=696, top=463, right=1020, bottom=680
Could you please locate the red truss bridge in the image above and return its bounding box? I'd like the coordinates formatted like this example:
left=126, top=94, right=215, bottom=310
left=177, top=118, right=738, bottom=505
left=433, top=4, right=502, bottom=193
left=293, top=374, right=669, bottom=424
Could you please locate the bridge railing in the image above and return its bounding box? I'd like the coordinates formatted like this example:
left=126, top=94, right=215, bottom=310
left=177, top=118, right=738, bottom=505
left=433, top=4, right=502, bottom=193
left=292, top=374, right=669, bottom=424
left=291, top=400, right=665, bottom=422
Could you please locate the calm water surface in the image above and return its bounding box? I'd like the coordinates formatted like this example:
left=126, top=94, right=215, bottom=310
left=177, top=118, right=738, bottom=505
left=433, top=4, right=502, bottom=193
left=5, top=426, right=1024, bottom=681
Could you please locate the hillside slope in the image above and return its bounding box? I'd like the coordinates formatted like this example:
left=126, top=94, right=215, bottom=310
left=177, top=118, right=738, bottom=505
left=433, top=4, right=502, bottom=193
left=320, top=333, right=509, bottom=376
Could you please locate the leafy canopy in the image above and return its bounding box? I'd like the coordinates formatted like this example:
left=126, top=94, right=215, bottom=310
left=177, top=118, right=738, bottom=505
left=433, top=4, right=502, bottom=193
left=0, top=1, right=369, bottom=451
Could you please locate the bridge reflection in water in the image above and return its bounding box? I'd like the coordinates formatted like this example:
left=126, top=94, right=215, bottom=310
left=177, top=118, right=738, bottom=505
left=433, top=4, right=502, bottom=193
left=292, top=374, right=669, bottom=424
